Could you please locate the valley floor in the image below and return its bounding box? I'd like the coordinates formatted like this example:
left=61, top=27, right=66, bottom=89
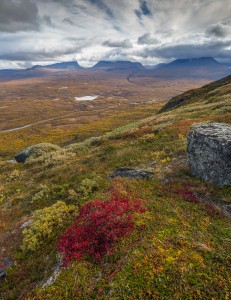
left=0, top=71, right=207, bottom=158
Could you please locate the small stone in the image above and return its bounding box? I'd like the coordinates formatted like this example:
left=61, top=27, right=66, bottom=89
left=0, top=271, right=6, bottom=281
left=6, top=160, right=17, bottom=164
left=223, top=204, right=231, bottom=217
left=20, top=220, right=33, bottom=229
left=109, top=168, right=153, bottom=179
left=216, top=104, right=231, bottom=109
left=194, top=243, right=212, bottom=253
left=42, top=258, right=62, bottom=289
left=163, top=177, right=170, bottom=184
left=0, top=259, right=13, bottom=282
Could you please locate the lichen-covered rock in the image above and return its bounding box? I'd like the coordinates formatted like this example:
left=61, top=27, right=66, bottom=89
left=109, top=168, right=153, bottom=179
left=14, top=143, right=61, bottom=163
left=187, top=122, right=231, bottom=186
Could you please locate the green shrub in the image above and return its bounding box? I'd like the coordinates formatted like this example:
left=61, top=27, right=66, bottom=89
left=78, top=173, right=101, bottom=199
left=5, top=169, right=22, bottom=182
left=31, top=184, right=50, bottom=204
left=51, top=184, right=69, bottom=200
left=21, top=201, right=76, bottom=253
left=24, top=143, right=61, bottom=162
left=28, top=148, right=76, bottom=167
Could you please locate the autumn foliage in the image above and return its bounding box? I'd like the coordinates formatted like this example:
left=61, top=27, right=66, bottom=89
left=174, top=188, right=198, bottom=203
left=57, top=196, right=146, bottom=266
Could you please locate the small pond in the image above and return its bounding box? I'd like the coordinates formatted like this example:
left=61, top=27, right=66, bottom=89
left=74, top=95, right=98, bottom=101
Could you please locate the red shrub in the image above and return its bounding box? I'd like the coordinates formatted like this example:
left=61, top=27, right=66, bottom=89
left=173, top=185, right=199, bottom=203
left=57, top=196, right=146, bottom=266
left=204, top=203, right=221, bottom=217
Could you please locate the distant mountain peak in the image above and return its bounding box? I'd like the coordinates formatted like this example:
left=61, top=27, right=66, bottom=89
left=31, top=61, right=82, bottom=70
left=92, top=60, right=144, bottom=70
left=169, top=57, right=219, bottom=66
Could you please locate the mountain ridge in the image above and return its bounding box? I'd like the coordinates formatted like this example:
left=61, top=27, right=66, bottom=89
left=131, top=57, right=231, bottom=80
left=30, top=61, right=83, bottom=70
left=92, top=60, right=145, bottom=71
left=166, top=57, right=219, bottom=67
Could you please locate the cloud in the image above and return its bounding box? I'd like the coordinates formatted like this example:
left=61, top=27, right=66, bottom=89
left=138, top=33, right=159, bottom=45
left=43, top=15, right=54, bottom=27
left=103, top=39, right=133, bottom=48
left=135, top=0, right=152, bottom=19
left=0, top=47, right=79, bottom=62
left=63, top=18, right=75, bottom=25
left=85, top=0, right=115, bottom=19
left=206, top=23, right=230, bottom=38
left=0, top=0, right=39, bottom=32
left=0, top=33, right=84, bottom=62
left=137, top=40, right=231, bottom=60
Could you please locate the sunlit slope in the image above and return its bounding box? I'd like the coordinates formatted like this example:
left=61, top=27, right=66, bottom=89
left=0, top=74, right=230, bottom=300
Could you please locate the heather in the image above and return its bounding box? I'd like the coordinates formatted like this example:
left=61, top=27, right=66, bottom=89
left=58, top=195, right=146, bottom=265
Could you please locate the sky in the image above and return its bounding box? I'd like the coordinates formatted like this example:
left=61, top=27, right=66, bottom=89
left=0, top=0, right=231, bottom=69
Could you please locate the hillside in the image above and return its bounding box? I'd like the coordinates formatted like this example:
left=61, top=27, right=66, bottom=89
left=0, top=75, right=231, bottom=299
left=159, top=74, right=231, bottom=112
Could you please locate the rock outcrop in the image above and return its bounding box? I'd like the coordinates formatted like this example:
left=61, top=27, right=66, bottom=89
left=14, top=143, right=61, bottom=163
left=109, top=168, right=153, bottom=179
left=187, top=122, right=231, bottom=186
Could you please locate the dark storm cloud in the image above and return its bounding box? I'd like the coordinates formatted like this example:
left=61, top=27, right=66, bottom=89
left=0, top=33, right=84, bottom=62
left=85, top=0, right=115, bottom=18
left=99, top=48, right=128, bottom=62
left=206, top=24, right=229, bottom=37
left=43, top=15, right=54, bottom=27
left=103, top=39, right=133, bottom=49
left=135, top=0, right=152, bottom=19
left=63, top=18, right=75, bottom=25
left=0, top=0, right=39, bottom=32
left=138, top=33, right=159, bottom=45
left=139, top=40, right=231, bottom=60
left=0, top=46, right=81, bottom=61
left=38, top=0, right=76, bottom=7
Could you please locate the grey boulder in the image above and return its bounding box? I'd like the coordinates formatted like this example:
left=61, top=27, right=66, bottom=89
left=14, top=143, right=60, bottom=163
left=109, top=168, right=153, bottom=179
left=187, top=122, right=231, bottom=186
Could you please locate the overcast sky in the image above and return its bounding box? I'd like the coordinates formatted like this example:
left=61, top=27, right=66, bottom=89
left=0, top=0, right=231, bottom=68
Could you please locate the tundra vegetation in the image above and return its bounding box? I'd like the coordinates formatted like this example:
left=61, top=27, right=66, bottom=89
left=0, top=74, right=231, bottom=299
